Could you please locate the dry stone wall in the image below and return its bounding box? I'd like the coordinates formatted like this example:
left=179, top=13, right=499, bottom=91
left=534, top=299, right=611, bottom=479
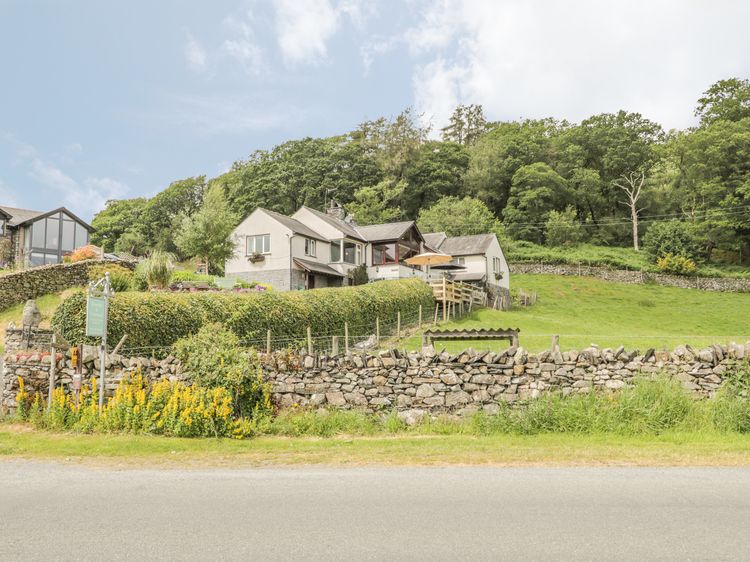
left=0, top=259, right=134, bottom=311
left=510, top=262, right=750, bottom=292
left=3, top=330, right=749, bottom=415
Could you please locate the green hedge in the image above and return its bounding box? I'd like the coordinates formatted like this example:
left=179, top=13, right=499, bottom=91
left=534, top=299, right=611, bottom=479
left=51, top=279, right=434, bottom=354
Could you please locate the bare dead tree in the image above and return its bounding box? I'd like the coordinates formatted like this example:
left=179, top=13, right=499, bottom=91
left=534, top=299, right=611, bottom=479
left=613, top=171, right=646, bottom=251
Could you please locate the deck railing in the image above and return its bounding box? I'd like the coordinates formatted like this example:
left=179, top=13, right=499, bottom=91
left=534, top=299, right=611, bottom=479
left=429, top=278, right=487, bottom=321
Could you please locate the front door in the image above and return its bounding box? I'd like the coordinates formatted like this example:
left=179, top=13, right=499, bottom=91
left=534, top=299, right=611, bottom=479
left=307, top=273, right=315, bottom=289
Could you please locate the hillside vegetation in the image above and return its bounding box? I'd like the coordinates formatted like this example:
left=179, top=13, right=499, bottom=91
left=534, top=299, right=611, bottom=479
left=413, top=274, right=750, bottom=353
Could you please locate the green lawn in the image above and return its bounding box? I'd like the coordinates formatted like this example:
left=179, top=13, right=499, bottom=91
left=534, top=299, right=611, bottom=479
left=2, top=425, right=749, bottom=467
left=0, top=293, right=66, bottom=354
left=407, top=274, right=750, bottom=353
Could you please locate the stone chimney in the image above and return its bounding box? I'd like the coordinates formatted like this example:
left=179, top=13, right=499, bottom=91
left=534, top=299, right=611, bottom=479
left=326, top=200, right=347, bottom=221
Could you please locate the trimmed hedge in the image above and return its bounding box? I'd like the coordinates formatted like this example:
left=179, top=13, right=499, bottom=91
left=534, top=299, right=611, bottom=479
left=51, top=279, right=434, bottom=353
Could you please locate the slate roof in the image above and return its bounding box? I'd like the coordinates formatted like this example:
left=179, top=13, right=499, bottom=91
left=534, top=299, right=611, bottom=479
left=298, top=206, right=367, bottom=242
left=356, top=221, right=416, bottom=242
left=435, top=233, right=496, bottom=256
left=422, top=232, right=447, bottom=251
left=261, top=208, right=329, bottom=242
left=0, top=206, right=45, bottom=227
left=293, top=257, right=344, bottom=277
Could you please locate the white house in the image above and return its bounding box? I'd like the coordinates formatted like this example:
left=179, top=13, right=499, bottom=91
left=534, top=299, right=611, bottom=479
left=225, top=203, right=510, bottom=300
left=422, top=232, right=510, bottom=301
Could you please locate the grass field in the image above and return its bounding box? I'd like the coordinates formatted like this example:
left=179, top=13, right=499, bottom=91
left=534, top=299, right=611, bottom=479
left=407, top=274, right=750, bottom=353
left=0, top=292, right=66, bottom=353
left=1, top=425, right=749, bottom=467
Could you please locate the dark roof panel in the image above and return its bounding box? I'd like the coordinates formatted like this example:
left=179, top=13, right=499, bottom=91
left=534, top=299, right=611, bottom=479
left=439, top=234, right=496, bottom=256
left=423, top=232, right=447, bottom=251
left=293, top=257, right=344, bottom=277
left=356, top=221, right=416, bottom=242
left=0, top=206, right=45, bottom=227
left=260, top=208, right=329, bottom=242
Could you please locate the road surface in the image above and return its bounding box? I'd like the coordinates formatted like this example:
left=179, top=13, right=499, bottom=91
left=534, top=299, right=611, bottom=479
left=1, top=462, right=749, bottom=560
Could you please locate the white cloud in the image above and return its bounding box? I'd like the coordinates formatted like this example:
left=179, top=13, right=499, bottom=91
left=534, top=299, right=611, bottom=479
left=222, top=11, right=264, bottom=74
left=185, top=31, right=208, bottom=72
left=273, top=0, right=340, bottom=64
left=406, top=0, right=750, bottom=131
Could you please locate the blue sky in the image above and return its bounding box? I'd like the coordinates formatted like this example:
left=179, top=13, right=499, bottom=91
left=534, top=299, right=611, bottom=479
left=1, top=0, right=749, bottom=221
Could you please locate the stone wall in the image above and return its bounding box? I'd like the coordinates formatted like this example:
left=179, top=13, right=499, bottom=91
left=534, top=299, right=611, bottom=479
left=509, top=262, right=750, bottom=293
left=3, top=336, right=749, bottom=415
left=4, top=328, right=55, bottom=352
left=0, top=259, right=135, bottom=311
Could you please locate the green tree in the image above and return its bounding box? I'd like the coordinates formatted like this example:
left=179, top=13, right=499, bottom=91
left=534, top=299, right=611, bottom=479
left=441, top=104, right=488, bottom=145
left=466, top=119, right=564, bottom=216
left=545, top=207, right=584, bottom=247
left=695, top=78, right=750, bottom=126
left=142, top=176, right=207, bottom=254
left=90, top=198, right=148, bottom=251
left=348, top=179, right=405, bottom=225
left=175, top=186, right=239, bottom=274
left=417, top=196, right=501, bottom=237
left=401, top=141, right=469, bottom=218
left=504, top=163, right=569, bottom=244
left=643, top=221, right=705, bottom=263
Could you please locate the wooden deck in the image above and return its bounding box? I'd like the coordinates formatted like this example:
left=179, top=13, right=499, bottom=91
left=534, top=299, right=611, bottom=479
left=429, top=278, right=487, bottom=321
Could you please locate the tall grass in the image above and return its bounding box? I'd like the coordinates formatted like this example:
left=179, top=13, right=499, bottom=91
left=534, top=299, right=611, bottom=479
left=260, top=377, right=750, bottom=438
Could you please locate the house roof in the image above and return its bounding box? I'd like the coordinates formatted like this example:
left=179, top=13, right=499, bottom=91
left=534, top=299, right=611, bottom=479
left=422, top=232, right=447, bottom=252
left=293, top=257, right=345, bottom=277
left=0, top=206, right=93, bottom=231
left=260, top=208, right=329, bottom=242
left=356, top=221, right=417, bottom=243
left=298, top=206, right=367, bottom=242
left=437, top=234, right=497, bottom=256
left=0, top=206, right=45, bottom=227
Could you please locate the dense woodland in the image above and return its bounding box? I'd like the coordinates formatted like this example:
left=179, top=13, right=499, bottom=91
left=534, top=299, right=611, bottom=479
left=91, top=77, right=750, bottom=274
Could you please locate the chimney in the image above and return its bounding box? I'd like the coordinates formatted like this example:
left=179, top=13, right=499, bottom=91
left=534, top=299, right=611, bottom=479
left=326, top=200, right=347, bottom=221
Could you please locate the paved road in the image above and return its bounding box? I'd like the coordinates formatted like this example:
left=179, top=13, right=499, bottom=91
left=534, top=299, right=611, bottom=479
left=1, top=462, right=749, bottom=561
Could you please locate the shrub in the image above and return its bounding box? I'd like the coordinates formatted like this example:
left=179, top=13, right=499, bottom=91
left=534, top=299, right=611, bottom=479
left=655, top=253, right=698, bottom=275
left=141, top=250, right=175, bottom=289
left=544, top=207, right=584, bottom=247
left=173, top=324, right=271, bottom=418
left=17, top=373, right=255, bottom=439
left=170, top=270, right=216, bottom=286
left=65, top=246, right=99, bottom=263
left=130, top=262, right=149, bottom=291
left=348, top=264, right=369, bottom=286
left=51, top=278, right=434, bottom=354
left=87, top=263, right=134, bottom=292
left=643, top=221, right=704, bottom=263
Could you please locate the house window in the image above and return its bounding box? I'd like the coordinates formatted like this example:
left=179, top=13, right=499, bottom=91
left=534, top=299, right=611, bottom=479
left=493, top=257, right=501, bottom=273
left=373, top=243, right=397, bottom=265
left=304, top=238, right=316, bottom=257
left=330, top=240, right=341, bottom=262
left=456, top=257, right=465, bottom=266
left=355, top=243, right=362, bottom=265
left=343, top=241, right=358, bottom=264
left=0, top=219, right=4, bottom=235
left=246, top=234, right=270, bottom=255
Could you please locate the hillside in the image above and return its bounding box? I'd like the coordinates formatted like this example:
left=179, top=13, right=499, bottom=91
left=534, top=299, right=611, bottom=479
left=411, top=274, right=750, bottom=353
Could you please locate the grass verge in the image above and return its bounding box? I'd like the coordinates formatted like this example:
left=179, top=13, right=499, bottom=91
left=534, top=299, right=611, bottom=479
left=1, top=424, right=750, bottom=467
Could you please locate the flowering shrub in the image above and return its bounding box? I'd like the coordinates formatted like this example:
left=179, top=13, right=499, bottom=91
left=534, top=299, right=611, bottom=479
left=65, top=245, right=99, bottom=263
left=655, top=253, right=698, bottom=276
left=16, top=373, right=257, bottom=439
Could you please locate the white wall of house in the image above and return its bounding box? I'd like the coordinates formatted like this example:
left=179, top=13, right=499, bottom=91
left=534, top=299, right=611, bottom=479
left=483, top=236, right=510, bottom=290
left=225, top=209, right=295, bottom=290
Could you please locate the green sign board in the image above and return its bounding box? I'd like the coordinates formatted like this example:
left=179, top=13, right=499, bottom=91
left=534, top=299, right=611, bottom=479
left=86, top=295, right=107, bottom=338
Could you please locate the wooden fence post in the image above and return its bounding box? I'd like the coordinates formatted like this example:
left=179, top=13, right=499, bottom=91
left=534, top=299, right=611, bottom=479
left=266, top=329, right=272, bottom=354
left=47, top=334, right=57, bottom=410
left=397, top=311, right=401, bottom=338
left=551, top=334, right=560, bottom=353
left=376, top=317, right=380, bottom=346
left=307, top=326, right=313, bottom=353
left=442, top=278, right=447, bottom=322
left=418, top=304, right=422, bottom=329
left=344, top=322, right=349, bottom=354
left=332, top=336, right=339, bottom=356
left=433, top=303, right=439, bottom=324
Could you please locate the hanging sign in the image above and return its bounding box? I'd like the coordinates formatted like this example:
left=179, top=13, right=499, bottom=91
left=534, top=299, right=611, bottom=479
left=86, top=295, right=107, bottom=337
